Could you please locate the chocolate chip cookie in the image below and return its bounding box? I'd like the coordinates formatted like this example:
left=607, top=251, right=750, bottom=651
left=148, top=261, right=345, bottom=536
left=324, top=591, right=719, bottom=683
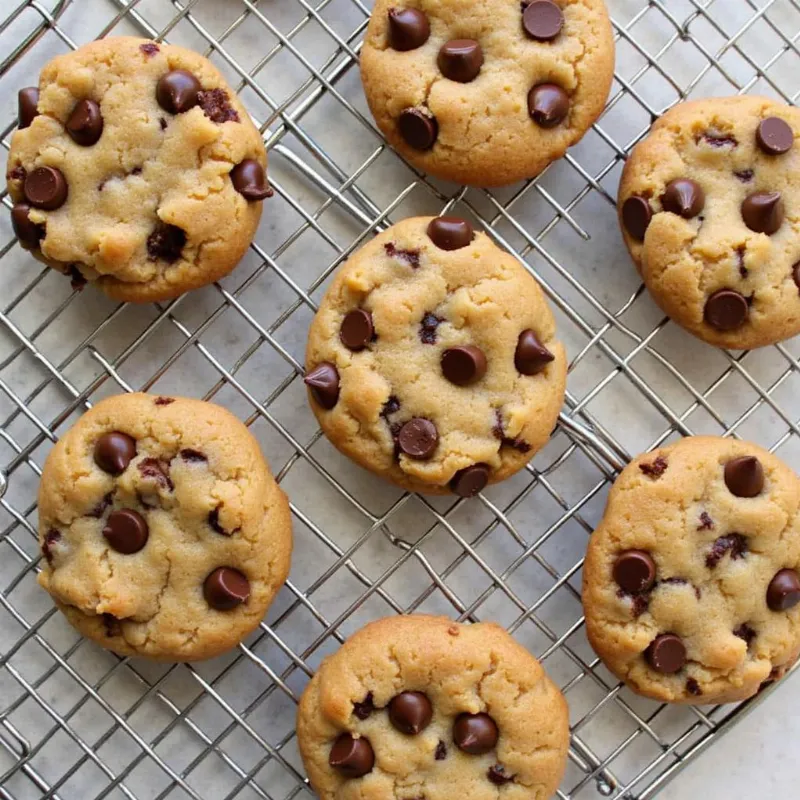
left=37, top=393, right=292, bottom=661
left=360, top=0, right=614, bottom=186
left=619, top=96, right=800, bottom=349
left=582, top=436, right=800, bottom=704
left=7, top=37, right=271, bottom=303
left=304, top=216, right=567, bottom=495
left=296, top=615, right=569, bottom=799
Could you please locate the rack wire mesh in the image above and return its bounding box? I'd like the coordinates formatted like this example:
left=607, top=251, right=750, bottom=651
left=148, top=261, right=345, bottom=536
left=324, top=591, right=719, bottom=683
left=1, top=0, right=800, bottom=798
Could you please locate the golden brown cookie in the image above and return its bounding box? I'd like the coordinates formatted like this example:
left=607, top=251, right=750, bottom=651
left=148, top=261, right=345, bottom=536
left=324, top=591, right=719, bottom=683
left=7, top=37, right=271, bottom=302
left=619, top=96, right=800, bottom=349
left=304, top=216, right=567, bottom=495
left=37, top=393, right=292, bottom=661
left=583, top=436, right=800, bottom=704
left=360, top=0, right=614, bottom=186
left=296, top=615, right=570, bottom=799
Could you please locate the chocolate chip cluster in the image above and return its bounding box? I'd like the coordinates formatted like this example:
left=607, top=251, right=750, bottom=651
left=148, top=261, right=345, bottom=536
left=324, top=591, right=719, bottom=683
left=304, top=217, right=555, bottom=498
left=621, top=116, right=796, bottom=335
left=386, top=1, right=572, bottom=152
left=42, top=401, right=251, bottom=615
left=328, top=691, right=511, bottom=786
left=10, top=42, right=271, bottom=269
left=612, top=453, right=800, bottom=687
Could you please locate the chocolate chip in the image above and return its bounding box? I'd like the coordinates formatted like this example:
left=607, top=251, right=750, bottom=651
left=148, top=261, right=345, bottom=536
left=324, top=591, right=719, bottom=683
left=441, top=346, right=487, bottom=386
left=329, top=734, right=374, bottom=779
left=706, top=534, right=747, bottom=568
left=197, top=88, right=239, bottom=124
left=453, top=713, right=498, bottom=755
left=68, top=265, right=87, bottom=290
left=397, top=418, right=438, bottom=459
left=639, top=455, right=668, bottom=478
left=613, top=550, right=657, bottom=594
left=756, top=117, right=793, bottom=155
left=621, top=196, right=652, bottom=241
left=7, top=165, right=26, bottom=183
left=661, top=178, right=704, bottom=218
left=385, top=241, right=422, bottom=268
left=522, top=0, right=564, bottom=40
left=736, top=247, right=748, bottom=278
left=155, top=396, right=175, bottom=406
left=699, top=133, right=738, bottom=148
left=630, top=593, right=650, bottom=617
left=102, top=613, right=121, bottom=637
left=514, top=329, right=554, bottom=375
left=419, top=312, right=443, bottom=344
left=159, top=117, right=168, bottom=131
left=724, top=455, right=764, bottom=497
left=156, top=70, right=201, bottom=114
left=735, top=169, right=754, bottom=183
left=398, top=108, right=438, bottom=150
left=24, top=166, right=68, bottom=210
left=230, top=159, right=272, bottom=201
left=340, top=309, right=374, bottom=351
left=88, top=492, right=113, bottom=519
left=704, top=288, right=748, bottom=331
left=103, top=509, right=149, bottom=554
left=488, top=765, right=514, bottom=785
left=11, top=203, right=44, bottom=250
left=698, top=511, right=714, bottom=531
left=686, top=677, right=702, bottom=696
left=66, top=99, right=103, bottom=146
left=208, top=506, right=239, bottom=536
left=450, top=464, right=490, bottom=498
left=147, top=222, right=186, bottom=262
left=42, top=529, right=61, bottom=564
left=204, top=567, right=250, bottom=610
left=382, top=396, right=401, bottom=417
left=438, top=39, right=484, bottom=83
left=180, top=448, right=207, bottom=462
left=767, top=569, right=800, bottom=611
left=435, top=740, right=447, bottom=760
left=794, top=262, right=800, bottom=293
left=733, top=623, right=757, bottom=647
left=388, top=692, right=433, bottom=735
left=387, top=7, right=430, bottom=51
left=645, top=633, right=686, bottom=674
left=305, top=362, right=340, bottom=409
left=427, top=217, right=474, bottom=250
left=140, top=42, right=160, bottom=57
left=528, top=84, right=570, bottom=128
left=353, top=692, right=375, bottom=720
left=493, top=410, right=531, bottom=453
left=94, top=432, right=137, bottom=475
left=742, top=191, right=784, bottom=234
left=18, top=87, right=39, bottom=129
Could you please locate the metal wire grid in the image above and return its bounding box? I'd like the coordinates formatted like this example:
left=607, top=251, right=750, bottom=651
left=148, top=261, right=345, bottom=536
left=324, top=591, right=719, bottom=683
left=1, top=0, right=800, bottom=798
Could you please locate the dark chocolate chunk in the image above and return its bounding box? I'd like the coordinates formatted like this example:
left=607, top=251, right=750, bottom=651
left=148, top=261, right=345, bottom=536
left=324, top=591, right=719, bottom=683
left=11, top=203, right=44, bottom=250
left=621, top=195, right=652, bottom=241
left=180, top=448, right=207, bottom=462
left=438, top=39, right=484, bottom=83
left=155, top=396, right=175, bottom=406
left=398, top=108, right=438, bottom=150
left=441, top=345, right=487, bottom=386
left=203, top=567, right=250, bottom=610
left=305, top=362, right=340, bottom=409
left=66, top=99, right=104, bottom=146
left=613, top=550, right=657, bottom=594
left=528, top=84, right=569, bottom=128
left=661, top=178, right=704, bottom=218
left=388, top=692, right=433, bottom=735
left=147, top=222, right=186, bottom=262
left=705, top=534, right=747, bottom=569
left=697, top=511, right=714, bottom=531
left=522, top=0, right=564, bottom=40
left=340, top=309, right=374, bottom=351
left=230, top=159, right=272, bottom=201
left=140, top=43, right=160, bottom=57
left=397, top=418, right=438, bottom=459
left=385, top=241, right=421, bottom=267
left=724, top=455, right=764, bottom=498
left=450, top=464, right=490, bottom=498
left=329, top=733, right=374, bottom=779
left=24, top=166, right=68, bottom=210
left=733, top=623, right=757, bottom=647
left=639, top=455, right=667, bottom=478
left=767, top=569, right=800, bottom=612
left=704, top=289, right=748, bottom=331
left=756, top=117, right=793, bottom=155
left=685, top=677, right=702, bottom=696
left=382, top=396, right=401, bottom=417
left=645, top=633, right=686, bottom=674
left=18, top=87, right=39, bottom=129
left=435, top=740, right=447, bottom=760
left=103, top=509, right=149, bottom=554
left=514, top=329, right=554, bottom=375
left=156, top=70, right=201, bottom=114
left=426, top=217, right=474, bottom=250
left=353, top=692, right=375, bottom=720
left=420, top=312, right=443, bottom=344
left=94, top=432, right=137, bottom=475
left=734, top=169, right=754, bottom=183
left=488, top=764, right=514, bottom=785
left=741, top=191, right=784, bottom=234
left=387, top=8, right=430, bottom=51
left=453, top=713, right=498, bottom=755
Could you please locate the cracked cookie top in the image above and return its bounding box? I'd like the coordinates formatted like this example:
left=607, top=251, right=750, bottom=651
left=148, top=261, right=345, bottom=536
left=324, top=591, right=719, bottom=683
left=359, top=0, right=614, bottom=186
left=582, top=436, right=800, bottom=704
left=296, top=615, right=569, bottom=800
left=37, top=393, right=292, bottom=661
left=618, top=96, right=800, bottom=349
left=304, top=216, right=567, bottom=495
left=7, top=37, right=270, bottom=303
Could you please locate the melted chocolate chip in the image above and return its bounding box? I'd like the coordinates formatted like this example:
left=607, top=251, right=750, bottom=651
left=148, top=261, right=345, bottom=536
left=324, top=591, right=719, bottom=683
left=66, top=99, right=103, bottom=146
left=102, top=613, right=121, bottom=637
left=630, top=593, right=650, bottom=617
left=387, top=7, right=430, bottom=51
left=208, top=506, right=238, bottom=536
left=621, top=195, right=653, bottom=241
left=767, top=569, right=800, bottom=612
left=426, top=217, right=474, bottom=250
left=705, top=534, right=747, bottom=568
left=138, top=457, right=173, bottom=491
left=698, top=133, right=738, bottom=148
left=734, top=623, right=757, bottom=647
left=397, top=418, right=438, bottom=459
left=528, top=84, right=570, bottom=128
left=11, top=204, right=45, bottom=250
left=230, top=159, right=272, bottom=201
left=329, top=734, right=374, bottom=779
left=398, top=108, right=438, bottom=150
left=686, top=677, right=702, bottom=696
left=435, top=740, right=447, bottom=760
left=794, top=262, right=800, bottom=293
left=18, top=87, right=39, bottom=129
left=305, top=362, right=340, bottom=409
left=353, top=692, right=375, bottom=720
left=493, top=411, right=531, bottom=453
left=488, top=765, right=514, bottom=785
left=704, top=289, right=748, bottom=331
left=155, top=396, right=175, bottom=406
left=450, top=464, right=490, bottom=498
left=24, top=166, right=68, bottom=211
left=645, top=633, right=686, bottom=674
left=388, top=692, right=433, bottom=735
left=724, top=455, right=764, bottom=497
left=734, top=169, right=754, bottom=183
left=522, top=0, right=564, bottom=40
left=42, top=529, right=61, bottom=564
left=198, top=88, right=240, bottom=124
left=382, top=396, right=401, bottom=417
left=697, top=511, right=714, bottom=531
left=180, top=448, right=207, bottom=462
left=420, top=312, right=443, bottom=344
left=68, top=265, right=87, bottom=291
left=157, top=70, right=201, bottom=114
left=103, top=509, right=149, bottom=554
left=736, top=247, right=748, bottom=278
left=94, top=432, right=137, bottom=475
left=639, top=455, right=667, bottom=478
left=385, top=242, right=421, bottom=268
left=453, top=713, right=498, bottom=755
left=159, top=117, right=168, bottom=131
left=147, top=222, right=186, bottom=262
left=140, top=43, right=160, bottom=57
left=88, top=492, right=113, bottom=518
left=438, top=39, right=484, bottom=83
left=742, top=191, right=784, bottom=234
left=7, top=165, right=26, bottom=183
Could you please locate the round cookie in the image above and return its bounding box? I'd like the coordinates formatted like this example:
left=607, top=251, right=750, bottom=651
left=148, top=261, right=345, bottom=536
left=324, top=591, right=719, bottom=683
left=582, top=436, right=800, bottom=704
left=304, top=216, right=567, bottom=495
left=7, top=37, right=271, bottom=303
left=360, top=0, right=614, bottom=187
left=296, top=615, right=569, bottom=799
left=37, top=393, right=292, bottom=661
left=618, top=96, right=800, bottom=349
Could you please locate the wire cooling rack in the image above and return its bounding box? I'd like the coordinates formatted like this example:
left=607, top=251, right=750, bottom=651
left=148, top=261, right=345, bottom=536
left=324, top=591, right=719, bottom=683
left=1, top=1, right=800, bottom=798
